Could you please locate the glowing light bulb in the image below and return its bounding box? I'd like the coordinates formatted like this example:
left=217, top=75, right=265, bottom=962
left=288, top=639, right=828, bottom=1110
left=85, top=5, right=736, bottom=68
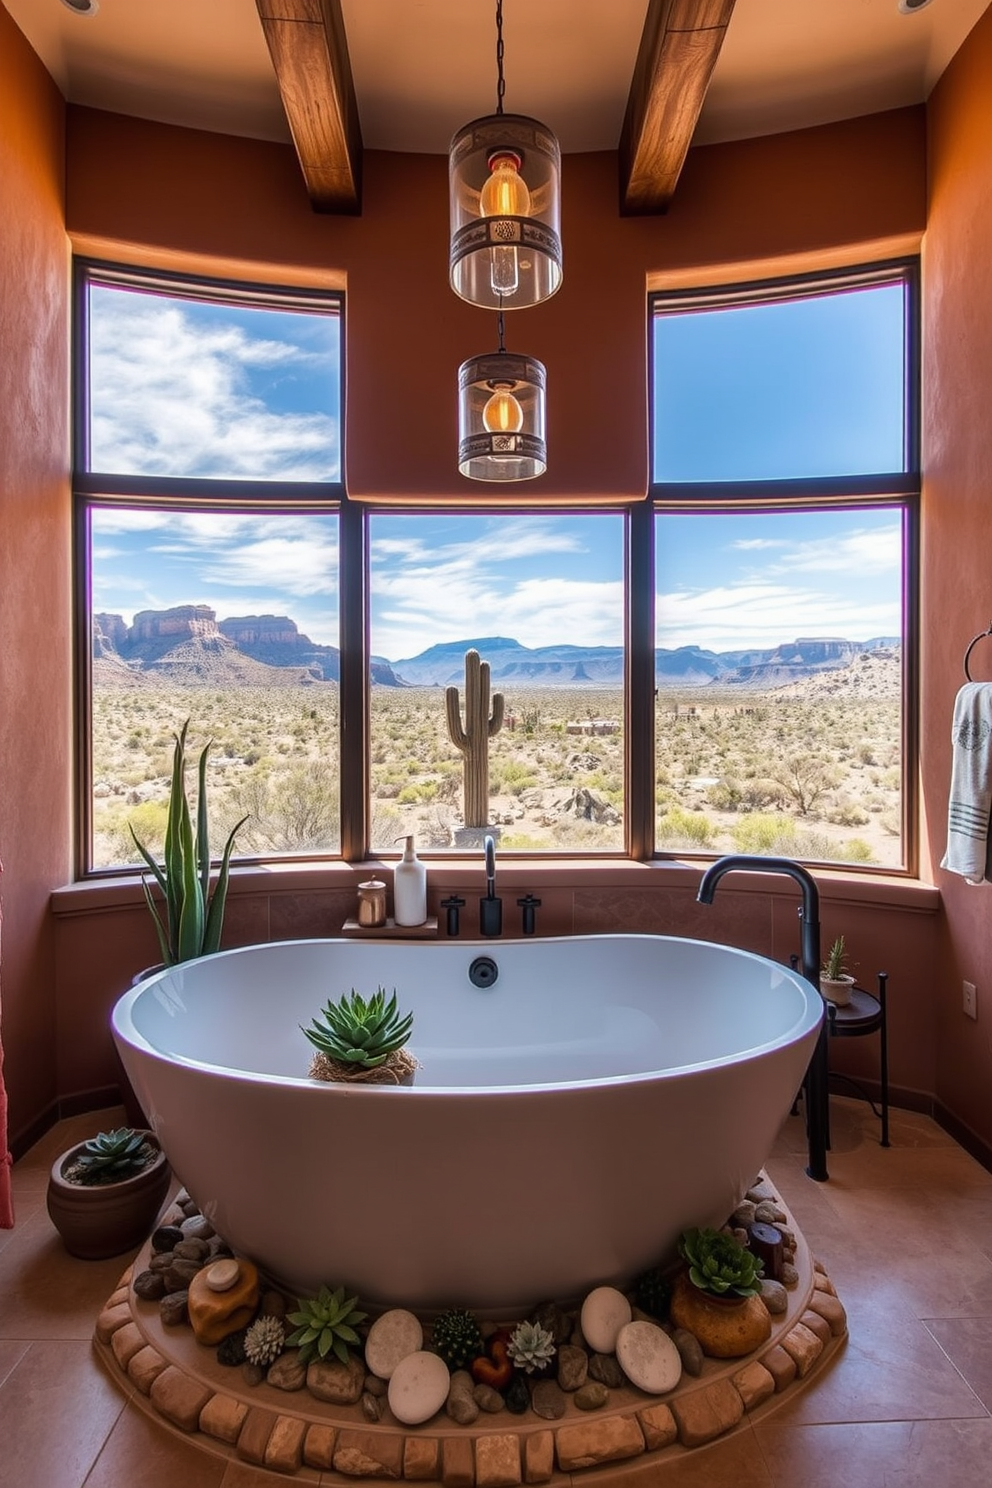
left=480, top=151, right=530, bottom=300
left=482, top=383, right=524, bottom=436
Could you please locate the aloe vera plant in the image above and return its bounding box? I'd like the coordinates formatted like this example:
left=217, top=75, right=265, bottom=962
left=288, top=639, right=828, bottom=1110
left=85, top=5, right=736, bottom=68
left=130, top=720, right=247, bottom=965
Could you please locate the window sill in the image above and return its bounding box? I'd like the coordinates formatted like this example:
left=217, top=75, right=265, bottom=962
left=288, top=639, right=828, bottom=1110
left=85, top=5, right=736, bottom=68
left=50, top=858, right=940, bottom=917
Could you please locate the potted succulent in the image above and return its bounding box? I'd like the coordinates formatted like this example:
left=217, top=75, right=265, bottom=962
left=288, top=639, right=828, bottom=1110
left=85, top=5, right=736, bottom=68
left=130, top=719, right=248, bottom=967
left=302, top=986, right=416, bottom=1085
left=820, top=934, right=856, bottom=1006
left=285, top=1284, right=368, bottom=1364
left=46, top=1127, right=171, bottom=1260
left=677, top=1226, right=764, bottom=1303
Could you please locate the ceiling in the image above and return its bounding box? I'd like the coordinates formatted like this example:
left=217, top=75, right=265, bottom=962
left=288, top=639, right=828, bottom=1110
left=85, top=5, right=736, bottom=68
left=6, top=0, right=988, bottom=210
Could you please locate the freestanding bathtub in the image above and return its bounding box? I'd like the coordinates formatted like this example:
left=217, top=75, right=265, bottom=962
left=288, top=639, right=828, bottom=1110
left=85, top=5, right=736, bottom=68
left=112, top=934, right=822, bottom=1314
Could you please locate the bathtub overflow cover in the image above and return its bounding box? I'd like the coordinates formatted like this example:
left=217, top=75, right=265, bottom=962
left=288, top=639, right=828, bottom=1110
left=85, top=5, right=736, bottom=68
left=468, top=956, right=499, bottom=989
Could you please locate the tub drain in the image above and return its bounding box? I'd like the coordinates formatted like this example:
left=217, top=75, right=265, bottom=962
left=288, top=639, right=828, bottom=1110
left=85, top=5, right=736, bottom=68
left=468, top=956, right=499, bottom=989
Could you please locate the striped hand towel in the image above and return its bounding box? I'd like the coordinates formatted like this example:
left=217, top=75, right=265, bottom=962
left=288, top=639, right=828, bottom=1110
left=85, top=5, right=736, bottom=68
left=941, top=682, right=992, bottom=884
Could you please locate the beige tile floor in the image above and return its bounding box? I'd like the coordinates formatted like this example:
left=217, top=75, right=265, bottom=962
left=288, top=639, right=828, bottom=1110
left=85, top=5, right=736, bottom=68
left=2, top=1098, right=992, bottom=1486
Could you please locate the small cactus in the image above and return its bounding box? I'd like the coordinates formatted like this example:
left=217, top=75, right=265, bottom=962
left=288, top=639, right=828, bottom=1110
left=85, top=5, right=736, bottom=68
left=244, top=1315, right=285, bottom=1367
left=430, top=1307, right=484, bottom=1370
left=507, top=1320, right=556, bottom=1374
left=633, top=1266, right=673, bottom=1321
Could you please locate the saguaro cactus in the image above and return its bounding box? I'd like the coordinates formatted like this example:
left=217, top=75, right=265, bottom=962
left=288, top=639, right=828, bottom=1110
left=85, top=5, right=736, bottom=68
left=445, top=649, right=505, bottom=828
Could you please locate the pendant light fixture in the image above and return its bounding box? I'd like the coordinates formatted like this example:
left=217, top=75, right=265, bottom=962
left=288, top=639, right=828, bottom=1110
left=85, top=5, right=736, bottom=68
left=458, top=312, right=546, bottom=481
left=449, top=0, right=562, bottom=310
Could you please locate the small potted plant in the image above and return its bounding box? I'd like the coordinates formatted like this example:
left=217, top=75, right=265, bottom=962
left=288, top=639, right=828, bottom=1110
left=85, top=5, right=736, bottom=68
left=130, top=719, right=248, bottom=968
left=302, top=986, right=416, bottom=1085
left=677, top=1226, right=764, bottom=1304
left=46, top=1127, right=171, bottom=1260
left=820, top=935, right=856, bottom=1006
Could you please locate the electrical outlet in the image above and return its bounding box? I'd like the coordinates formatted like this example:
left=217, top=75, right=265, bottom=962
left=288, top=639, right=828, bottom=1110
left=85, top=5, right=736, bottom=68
left=963, top=980, right=978, bottom=1020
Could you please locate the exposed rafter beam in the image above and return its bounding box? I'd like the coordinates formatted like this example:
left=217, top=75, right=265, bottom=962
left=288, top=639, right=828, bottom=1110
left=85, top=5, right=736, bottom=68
left=620, top=0, right=737, bottom=215
left=255, top=0, right=362, bottom=214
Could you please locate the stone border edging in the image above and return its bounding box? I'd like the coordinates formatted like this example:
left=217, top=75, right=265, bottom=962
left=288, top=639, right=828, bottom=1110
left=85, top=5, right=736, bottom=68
left=92, top=1186, right=846, bottom=1483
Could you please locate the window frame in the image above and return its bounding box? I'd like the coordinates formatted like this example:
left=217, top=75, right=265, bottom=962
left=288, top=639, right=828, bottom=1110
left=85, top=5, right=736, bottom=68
left=648, top=258, right=920, bottom=875
left=72, top=256, right=920, bottom=879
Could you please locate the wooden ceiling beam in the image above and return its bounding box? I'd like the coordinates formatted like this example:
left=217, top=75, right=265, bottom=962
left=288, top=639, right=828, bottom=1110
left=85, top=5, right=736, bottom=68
left=255, top=0, right=362, bottom=214
left=620, top=0, right=737, bottom=215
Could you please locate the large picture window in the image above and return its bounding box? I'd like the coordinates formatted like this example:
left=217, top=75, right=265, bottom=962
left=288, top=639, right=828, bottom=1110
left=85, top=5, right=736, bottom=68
left=75, top=259, right=917, bottom=876
left=651, top=263, right=917, bottom=871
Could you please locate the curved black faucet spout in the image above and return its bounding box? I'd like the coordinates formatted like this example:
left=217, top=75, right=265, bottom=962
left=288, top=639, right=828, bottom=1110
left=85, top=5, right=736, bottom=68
left=697, top=854, right=829, bottom=1182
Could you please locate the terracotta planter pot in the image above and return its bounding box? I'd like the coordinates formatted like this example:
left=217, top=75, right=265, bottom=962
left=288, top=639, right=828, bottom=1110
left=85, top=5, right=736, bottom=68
left=819, top=974, right=856, bottom=1006
left=46, top=1131, right=171, bottom=1260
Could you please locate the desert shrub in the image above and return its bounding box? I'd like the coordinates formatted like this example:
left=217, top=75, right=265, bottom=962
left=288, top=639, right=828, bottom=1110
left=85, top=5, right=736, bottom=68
left=732, top=814, right=798, bottom=855
left=110, top=800, right=170, bottom=862
left=827, top=801, right=870, bottom=827
left=837, top=838, right=874, bottom=863
left=657, top=807, right=715, bottom=848
left=369, top=799, right=403, bottom=850
left=233, top=765, right=339, bottom=852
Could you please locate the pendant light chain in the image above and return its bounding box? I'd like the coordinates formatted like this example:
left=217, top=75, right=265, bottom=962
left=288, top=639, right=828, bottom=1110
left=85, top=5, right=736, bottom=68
left=497, top=309, right=506, bottom=353
left=495, top=0, right=506, bottom=115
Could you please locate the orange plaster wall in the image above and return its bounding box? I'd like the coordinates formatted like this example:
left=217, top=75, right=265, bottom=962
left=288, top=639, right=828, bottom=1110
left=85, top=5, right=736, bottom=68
left=66, top=104, right=926, bottom=503
left=923, top=4, right=992, bottom=1147
left=0, top=3, right=70, bottom=1140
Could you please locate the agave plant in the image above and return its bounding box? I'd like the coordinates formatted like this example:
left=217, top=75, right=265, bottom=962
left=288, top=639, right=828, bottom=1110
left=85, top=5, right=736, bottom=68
left=130, top=720, right=247, bottom=966
left=506, top=1320, right=556, bottom=1374
left=678, top=1226, right=764, bottom=1299
left=302, top=986, right=414, bottom=1071
left=285, top=1285, right=367, bottom=1365
left=72, top=1128, right=153, bottom=1185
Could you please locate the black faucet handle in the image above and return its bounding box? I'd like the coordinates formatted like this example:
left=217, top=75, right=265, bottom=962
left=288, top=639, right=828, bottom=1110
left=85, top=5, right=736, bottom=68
left=440, top=894, right=465, bottom=937
left=517, top=893, right=542, bottom=936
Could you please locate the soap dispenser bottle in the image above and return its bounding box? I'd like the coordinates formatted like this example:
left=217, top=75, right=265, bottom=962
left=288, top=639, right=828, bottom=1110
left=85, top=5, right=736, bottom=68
left=393, top=835, right=427, bottom=926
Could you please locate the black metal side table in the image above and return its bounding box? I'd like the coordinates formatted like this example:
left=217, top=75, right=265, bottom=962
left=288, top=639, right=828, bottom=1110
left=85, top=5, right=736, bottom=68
left=824, top=972, right=889, bottom=1147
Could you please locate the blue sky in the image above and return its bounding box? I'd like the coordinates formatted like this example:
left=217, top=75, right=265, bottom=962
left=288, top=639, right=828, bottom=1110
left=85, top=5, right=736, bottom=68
left=88, top=282, right=905, bottom=659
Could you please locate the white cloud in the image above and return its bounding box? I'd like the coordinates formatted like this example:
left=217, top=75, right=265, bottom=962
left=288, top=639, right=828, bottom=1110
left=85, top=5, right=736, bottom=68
left=657, top=580, right=900, bottom=653
left=89, top=295, right=339, bottom=481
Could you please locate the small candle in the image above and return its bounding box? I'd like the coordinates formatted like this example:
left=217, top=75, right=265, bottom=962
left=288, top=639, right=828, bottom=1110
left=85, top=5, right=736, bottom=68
left=357, top=879, right=387, bottom=928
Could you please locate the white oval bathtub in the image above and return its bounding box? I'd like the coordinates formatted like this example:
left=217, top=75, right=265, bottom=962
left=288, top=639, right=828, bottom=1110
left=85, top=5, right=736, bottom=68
left=112, top=935, right=821, bottom=1313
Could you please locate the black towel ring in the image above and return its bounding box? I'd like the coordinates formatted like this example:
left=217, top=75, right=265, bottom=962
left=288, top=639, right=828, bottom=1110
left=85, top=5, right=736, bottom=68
left=964, top=623, right=992, bottom=681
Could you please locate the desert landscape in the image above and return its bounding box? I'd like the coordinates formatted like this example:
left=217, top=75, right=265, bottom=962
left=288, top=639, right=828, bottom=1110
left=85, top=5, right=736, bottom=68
left=91, top=641, right=901, bottom=869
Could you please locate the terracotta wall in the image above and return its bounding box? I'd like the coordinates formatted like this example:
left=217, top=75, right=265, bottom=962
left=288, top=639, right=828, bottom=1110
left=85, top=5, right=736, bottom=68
left=923, top=4, right=992, bottom=1146
left=2, top=1, right=947, bottom=1151
left=0, top=4, right=70, bottom=1139
left=66, top=103, right=926, bottom=502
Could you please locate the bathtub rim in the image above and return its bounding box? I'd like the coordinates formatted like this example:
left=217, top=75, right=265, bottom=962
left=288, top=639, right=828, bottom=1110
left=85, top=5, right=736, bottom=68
left=111, top=932, right=824, bottom=1098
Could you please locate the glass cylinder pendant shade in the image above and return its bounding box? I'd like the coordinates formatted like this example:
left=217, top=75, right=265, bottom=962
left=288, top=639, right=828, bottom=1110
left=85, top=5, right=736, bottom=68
left=458, top=351, right=546, bottom=481
left=450, top=114, right=562, bottom=309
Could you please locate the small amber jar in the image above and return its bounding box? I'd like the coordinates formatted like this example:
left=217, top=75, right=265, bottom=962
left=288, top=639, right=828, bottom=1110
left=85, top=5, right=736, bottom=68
left=356, top=879, right=387, bottom=928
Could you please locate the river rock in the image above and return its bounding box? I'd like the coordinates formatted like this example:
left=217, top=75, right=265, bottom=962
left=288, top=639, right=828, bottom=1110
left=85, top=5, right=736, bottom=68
left=760, top=1279, right=789, bottom=1315
left=504, top=1374, right=531, bottom=1414
left=782, top=1263, right=800, bottom=1287
left=388, top=1350, right=450, bottom=1425
left=181, top=1214, right=215, bottom=1241
left=732, top=1200, right=757, bottom=1227
left=533, top=1301, right=571, bottom=1344
left=364, top=1373, right=387, bottom=1398
left=204, top=1258, right=240, bottom=1292
left=557, top=1344, right=588, bottom=1392
left=446, top=1370, right=479, bottom=1425
left=531, top=1381, right=567, bottom=1420
left=473, top=1383, right=504, bottom=1413
left=616, top=1320, right=682, bottom=1394
left=362, top=1391, right=382, bottom=1422
left=151, top=1225, right=183, bottom=1253
left=754, top=1201, right=787, bottom=1225
left=580, top=1286, right=632, bottom=1354
left=364, top=1308, right=423, bottom=1380
left=307, top=1352, right=365, bottom=1404
left=173, top=1238, right=210, bottom=1263
left=159, top=1290, right=189, bottom=1327
left=216, top=1329, right=248, bottom=1367
left=574, top=1381, right=609, bottom=1411
left=588, top=1352, right=625, bottom=1388
left=187, top=1259, right=260, bottom=1345
left=669, top=1273, right=771, bottom=1359
left=133, top=1269, right=166, bottom=1302
left=267, top=1348, right=308, bottom=1391
left=672, top=1327, right=704, bottom=1377
left=164, top=1257, right=204, bottom=1293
